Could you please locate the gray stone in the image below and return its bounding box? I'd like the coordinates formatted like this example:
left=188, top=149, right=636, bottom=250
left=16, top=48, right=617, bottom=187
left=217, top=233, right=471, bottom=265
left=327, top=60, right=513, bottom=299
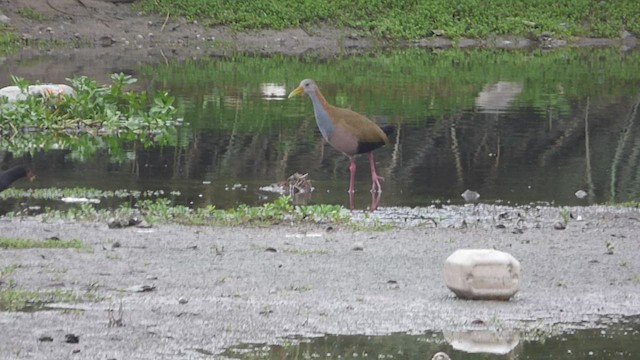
left=444, top=249, right=520, bottom=300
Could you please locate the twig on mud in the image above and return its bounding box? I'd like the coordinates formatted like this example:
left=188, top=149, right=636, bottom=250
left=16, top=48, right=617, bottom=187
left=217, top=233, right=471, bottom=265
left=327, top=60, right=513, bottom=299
left=159, top=49, right=169, bottom=66
left=161, top=12, right=170, bottom=32
left=108, top=300, right=125, bottom=327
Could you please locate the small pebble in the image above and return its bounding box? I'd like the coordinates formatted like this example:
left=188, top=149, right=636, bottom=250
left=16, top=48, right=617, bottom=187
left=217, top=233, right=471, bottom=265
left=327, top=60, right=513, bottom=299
left=352, top=242, right=364, bottom=251
left=38, top=335, right=53, bottom=342
left=64, top=334, right=79, bottom=344
left=126, top=285, right=156, bottom=292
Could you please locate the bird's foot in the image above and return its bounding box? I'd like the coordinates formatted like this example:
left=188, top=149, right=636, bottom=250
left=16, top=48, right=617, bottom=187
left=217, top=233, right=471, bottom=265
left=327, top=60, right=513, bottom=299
left=370, top=175, right=384, bottom=193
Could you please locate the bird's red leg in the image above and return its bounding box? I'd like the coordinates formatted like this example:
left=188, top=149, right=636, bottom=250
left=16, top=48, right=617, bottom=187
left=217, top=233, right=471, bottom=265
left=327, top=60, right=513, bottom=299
left=348, top=157, right=356, bottom=210
left=370, top=190, right=381, bottom=211
left=348, top=157, right=356, bottom=194
left=368, top=152, right=384, bottom=193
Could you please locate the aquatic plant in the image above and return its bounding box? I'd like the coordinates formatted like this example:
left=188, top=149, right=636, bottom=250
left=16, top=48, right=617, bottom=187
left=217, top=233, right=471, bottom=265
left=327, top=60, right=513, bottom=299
left=0, top=73, right=180, bottom=157
left=4, top=195, right=351, bottom=226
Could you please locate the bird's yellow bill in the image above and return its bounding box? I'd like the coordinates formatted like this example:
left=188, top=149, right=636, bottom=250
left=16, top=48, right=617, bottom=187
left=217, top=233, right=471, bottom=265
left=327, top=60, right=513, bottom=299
left=288, top=86, right=304, bottom=98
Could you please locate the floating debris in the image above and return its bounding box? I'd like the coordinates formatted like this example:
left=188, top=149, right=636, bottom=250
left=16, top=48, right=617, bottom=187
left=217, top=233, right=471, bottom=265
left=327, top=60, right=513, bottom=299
left=260, top=172, right=313, bottom=195
left=225, top=183, right=248, bottom=191
left=60, top=197, right=101, bottom=204
left=575, top=190, right=588, bottom=199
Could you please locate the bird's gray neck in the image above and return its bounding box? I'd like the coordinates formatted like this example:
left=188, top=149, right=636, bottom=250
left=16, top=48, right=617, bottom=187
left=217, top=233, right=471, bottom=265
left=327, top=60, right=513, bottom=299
left=308, top=91, right=334, bottom=140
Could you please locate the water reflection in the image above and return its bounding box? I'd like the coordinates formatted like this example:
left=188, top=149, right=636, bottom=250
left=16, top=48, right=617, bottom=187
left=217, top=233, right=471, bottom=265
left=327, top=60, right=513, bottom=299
left=2, top=49, right=640, bottom=209
left=474, top=82, right=523, bottom=113
left=222, top=318, right=640, bottom=359
left=260, top=83, right=288, bottom=101
left=443, top=330, right=519, bottom=355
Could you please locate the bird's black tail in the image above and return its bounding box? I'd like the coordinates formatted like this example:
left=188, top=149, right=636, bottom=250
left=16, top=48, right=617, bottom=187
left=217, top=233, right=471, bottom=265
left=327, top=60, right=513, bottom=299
left=380, top=124, right=396, bottom=137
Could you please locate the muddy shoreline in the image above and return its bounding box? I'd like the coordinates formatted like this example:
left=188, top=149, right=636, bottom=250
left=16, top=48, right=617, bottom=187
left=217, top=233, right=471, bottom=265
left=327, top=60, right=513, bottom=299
left=1, top=205, right=639, bottom=358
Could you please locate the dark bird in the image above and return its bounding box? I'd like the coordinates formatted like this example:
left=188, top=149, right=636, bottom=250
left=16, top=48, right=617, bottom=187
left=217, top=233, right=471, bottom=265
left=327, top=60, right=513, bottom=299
left=0, top=166, right=35, bottom=192
left=288, top=79, right=394, bottom=208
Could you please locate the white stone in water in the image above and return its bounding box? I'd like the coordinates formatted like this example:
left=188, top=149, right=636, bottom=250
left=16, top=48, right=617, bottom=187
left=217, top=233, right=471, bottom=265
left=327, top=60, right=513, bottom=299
left=444, top=249, right=520, bottom=300
left=444, top=330, right=519, bottom=355
left=461, top=189, right=480, bottom=203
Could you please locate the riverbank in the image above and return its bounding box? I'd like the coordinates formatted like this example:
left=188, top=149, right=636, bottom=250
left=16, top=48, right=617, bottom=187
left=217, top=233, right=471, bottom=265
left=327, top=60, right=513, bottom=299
left=1, top=0, right=638, bottom=59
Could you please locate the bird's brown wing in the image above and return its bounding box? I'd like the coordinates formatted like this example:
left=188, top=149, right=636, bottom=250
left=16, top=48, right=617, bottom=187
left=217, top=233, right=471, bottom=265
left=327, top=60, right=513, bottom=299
left=328, top=106, right=390, bottom=145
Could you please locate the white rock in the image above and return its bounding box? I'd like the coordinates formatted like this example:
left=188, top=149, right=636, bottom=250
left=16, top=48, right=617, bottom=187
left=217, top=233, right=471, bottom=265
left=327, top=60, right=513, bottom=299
left=444, top=249, right=520, bottom=300
left=0, top=84, right=76, bottom=102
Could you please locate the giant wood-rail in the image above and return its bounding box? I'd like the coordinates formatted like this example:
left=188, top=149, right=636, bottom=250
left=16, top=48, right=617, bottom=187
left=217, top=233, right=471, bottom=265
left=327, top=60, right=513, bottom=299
left=288, top=79, right=394, bottom=206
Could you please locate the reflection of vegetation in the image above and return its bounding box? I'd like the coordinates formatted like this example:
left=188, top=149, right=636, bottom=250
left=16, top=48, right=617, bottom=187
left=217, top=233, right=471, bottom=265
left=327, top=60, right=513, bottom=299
left=0, top=74, right=180, bottom=159
left=137, top=0, right=640, bottom=39
left=133, top=48, right=640, bottom=206
left=142, top=48, right=640, bottom=131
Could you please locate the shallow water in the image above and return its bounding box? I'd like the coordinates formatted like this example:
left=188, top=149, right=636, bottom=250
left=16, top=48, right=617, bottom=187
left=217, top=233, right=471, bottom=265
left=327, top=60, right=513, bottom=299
left=222, top=317, right=640, bottom=359
left=2, top=48, right=640, bottom=210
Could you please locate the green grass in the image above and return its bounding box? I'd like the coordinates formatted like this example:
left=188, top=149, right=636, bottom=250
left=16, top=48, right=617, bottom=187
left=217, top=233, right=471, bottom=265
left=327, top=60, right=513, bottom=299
left=0, top=24, right=21, bottom=55
left=2, top=194, right=359, bottom=227
left=136, top=0, right=640, bottom=39
left=33, top=195, right=351, bottom=226
left=0, top=237, right=86, bottom=249
left=16, top=7, right=45, bottom=22
left=0, top=289, right=83, bottom=312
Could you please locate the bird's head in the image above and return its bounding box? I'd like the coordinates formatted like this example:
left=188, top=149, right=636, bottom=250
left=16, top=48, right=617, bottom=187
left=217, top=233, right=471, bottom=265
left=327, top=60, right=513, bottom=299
left=26, top=168, right=36, bottom=182
left=288, top=79, right=317, bottom=98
